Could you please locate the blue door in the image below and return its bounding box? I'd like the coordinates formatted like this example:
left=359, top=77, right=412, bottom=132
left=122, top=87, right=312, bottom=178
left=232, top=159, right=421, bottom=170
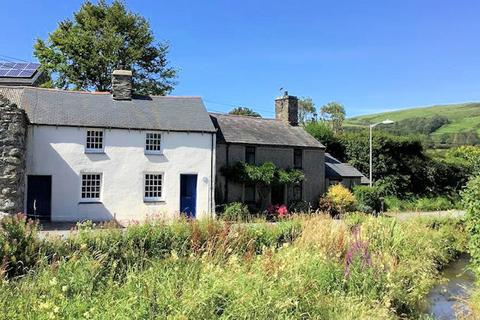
left=180, top=174, right=197, bottom=218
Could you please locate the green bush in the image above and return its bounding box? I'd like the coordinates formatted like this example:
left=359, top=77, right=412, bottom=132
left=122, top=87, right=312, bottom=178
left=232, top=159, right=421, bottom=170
left=384, top=196, right=405, bottom=212
left=220, top=202, right=250, bottom=221
left=0, top=213, right=42, bottom=278
left=414, top=196, right=453, bottom=211
left=352, top=185, right=383, bottom=214
left=384, top=195, right=459, bottom=212
left=462, top=176, right=480, bottom=271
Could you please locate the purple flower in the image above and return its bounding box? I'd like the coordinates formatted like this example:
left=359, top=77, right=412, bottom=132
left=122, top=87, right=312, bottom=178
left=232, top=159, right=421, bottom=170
left=344, top=226, right=372, bottom=277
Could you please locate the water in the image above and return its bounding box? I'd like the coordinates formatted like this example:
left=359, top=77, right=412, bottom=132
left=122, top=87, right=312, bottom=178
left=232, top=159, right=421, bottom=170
left=421, top=255, right=476, bottom=319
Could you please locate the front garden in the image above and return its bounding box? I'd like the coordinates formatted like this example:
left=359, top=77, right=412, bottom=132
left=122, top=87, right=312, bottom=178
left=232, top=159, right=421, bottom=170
left=0, top=212, right=468, bottom=319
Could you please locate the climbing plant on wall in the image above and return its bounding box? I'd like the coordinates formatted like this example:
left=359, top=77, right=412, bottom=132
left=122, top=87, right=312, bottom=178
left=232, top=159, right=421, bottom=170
left=221, top=162, right=305, bottom=186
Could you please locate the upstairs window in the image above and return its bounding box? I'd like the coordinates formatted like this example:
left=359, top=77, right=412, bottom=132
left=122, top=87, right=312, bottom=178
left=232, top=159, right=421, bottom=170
left=81, top=173, right=102, bottom=201
left=294, top=149, right=303, bottom=169
left=245, top=146, right=256, bottom=165
left=85, top=129, right=104, bottom=153
left=145, top=132, right=162, bottom=154
left=144, top=173, right=163, bottom=201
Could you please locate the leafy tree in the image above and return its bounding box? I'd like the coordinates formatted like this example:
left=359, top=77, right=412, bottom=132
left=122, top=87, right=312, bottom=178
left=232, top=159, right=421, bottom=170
left=34, top=0, right=177, bottom=95
left=304, top=122, right=345, bottom=159
left=320, top=102, right=345, bottom=134
left=228, top=107, right=261, bottom=117
left=446, top=146, right=480, bottom=176
left=339, top=132, right=467, bottom=196
left=298, top=97, right=316, bottom=123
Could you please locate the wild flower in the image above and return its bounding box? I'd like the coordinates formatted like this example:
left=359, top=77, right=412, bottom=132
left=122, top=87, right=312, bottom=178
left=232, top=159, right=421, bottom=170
left=344, top=226, right=372, bottom=278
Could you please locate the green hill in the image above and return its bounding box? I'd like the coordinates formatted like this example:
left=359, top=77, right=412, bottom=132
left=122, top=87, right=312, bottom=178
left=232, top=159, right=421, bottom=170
left=346, top=102, right=480, bottom=146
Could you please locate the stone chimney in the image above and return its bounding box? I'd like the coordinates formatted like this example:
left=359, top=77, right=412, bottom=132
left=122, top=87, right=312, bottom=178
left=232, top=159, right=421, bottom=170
left=275, top=91, right=298, bottom=126
left=112, top=70, right=132, bottom=100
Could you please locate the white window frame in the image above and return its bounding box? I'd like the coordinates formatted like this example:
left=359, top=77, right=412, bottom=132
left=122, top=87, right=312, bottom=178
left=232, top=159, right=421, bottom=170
left=85, top=129, right=105, bottom=153
left=143, top=172, right=164, bottom=202
left=80, top=173, right=102, bottom=202
left=145, top=132, right=162, bottom=155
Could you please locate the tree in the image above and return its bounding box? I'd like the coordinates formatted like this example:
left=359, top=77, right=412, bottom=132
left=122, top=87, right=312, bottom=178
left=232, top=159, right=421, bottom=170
left=304, top=121, right=345, bottom=159
left=34, top=0, right=177, bottom=95
left=320, top=102, right=345, bottom=134
left=298, top=97, right=316, bottom=123
left=229, top=107, right=261, bottom=117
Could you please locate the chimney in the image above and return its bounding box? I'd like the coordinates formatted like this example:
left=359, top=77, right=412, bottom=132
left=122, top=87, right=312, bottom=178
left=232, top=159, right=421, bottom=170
left=112, top=70, right=132, bottom=100
left=275, top=91, right=298, bottom=126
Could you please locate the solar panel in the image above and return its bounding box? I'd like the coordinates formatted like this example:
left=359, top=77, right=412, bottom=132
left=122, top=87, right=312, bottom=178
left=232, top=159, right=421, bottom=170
left=0, top=62, right=40, bottom=78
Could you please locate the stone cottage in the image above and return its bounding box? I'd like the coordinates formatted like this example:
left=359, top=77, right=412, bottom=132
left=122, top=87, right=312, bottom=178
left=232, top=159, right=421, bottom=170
left=211, top=93, right=326, bottom=208
left=0, top=70, right=216, bottom=222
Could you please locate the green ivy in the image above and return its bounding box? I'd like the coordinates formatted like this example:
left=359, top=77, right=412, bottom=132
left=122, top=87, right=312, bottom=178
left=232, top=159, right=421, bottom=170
left=221, top=161, right=305, bottom=186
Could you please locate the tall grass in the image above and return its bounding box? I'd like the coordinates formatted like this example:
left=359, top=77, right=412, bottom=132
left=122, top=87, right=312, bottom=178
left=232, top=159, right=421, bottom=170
left=0, top=214, right=467, bottom=319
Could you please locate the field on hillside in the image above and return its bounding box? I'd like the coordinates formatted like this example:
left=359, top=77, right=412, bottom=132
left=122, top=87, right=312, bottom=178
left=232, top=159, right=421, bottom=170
left=346, top=102, right=480, bottom=146
left=0, top=214, right=468, bottom=319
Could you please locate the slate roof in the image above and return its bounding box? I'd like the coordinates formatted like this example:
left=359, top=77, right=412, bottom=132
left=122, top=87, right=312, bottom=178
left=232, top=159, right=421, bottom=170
left=209, top=113, right=325, bottom=148
left=325, top=153, right=367, bottom=179
left=0, top=86, right=215, bottom=132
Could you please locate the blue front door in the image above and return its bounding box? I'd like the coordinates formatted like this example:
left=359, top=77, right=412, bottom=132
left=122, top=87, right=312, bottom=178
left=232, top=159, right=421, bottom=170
left=180, top=174, right=197, bottom=218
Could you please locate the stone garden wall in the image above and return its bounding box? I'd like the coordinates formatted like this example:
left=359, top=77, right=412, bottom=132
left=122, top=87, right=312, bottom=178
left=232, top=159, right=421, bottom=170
left=0, top=95, right=27, bottom=216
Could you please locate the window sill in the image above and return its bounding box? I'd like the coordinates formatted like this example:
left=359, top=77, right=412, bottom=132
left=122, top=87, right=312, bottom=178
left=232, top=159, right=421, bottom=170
left=144, top=151, right=163, bottom=156
left=144, top=198, right=165, bottom=203
left=85, top=150, right=105, bottom=154
left=78, top=201, right=102, bottom=204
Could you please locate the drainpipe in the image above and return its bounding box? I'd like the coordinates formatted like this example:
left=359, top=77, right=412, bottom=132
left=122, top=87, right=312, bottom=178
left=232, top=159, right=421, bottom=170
left=210, top=132, right=215, bottom=216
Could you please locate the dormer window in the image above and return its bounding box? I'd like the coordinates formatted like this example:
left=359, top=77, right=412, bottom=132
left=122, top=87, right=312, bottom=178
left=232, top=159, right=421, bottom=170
left=145, top=132, right=162, bottom=154
left=85, top=129, right=104, bottom=153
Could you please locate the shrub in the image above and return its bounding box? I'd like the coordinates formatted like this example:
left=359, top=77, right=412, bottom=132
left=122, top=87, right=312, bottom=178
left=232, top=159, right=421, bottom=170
left=0, top=213, right=42, bottom=278
left=266, top=204, right=289, bottom=220
left=288, top=200, right=311, bottom=213
left=384, top=196, right=405, bottom=212
left=414, top=196, right=454, bottom=211
left=462, top=176, right=480, bottom=271
left=220, top=202, right=250, bottom=222
left=326, top=184, right=356, bottom=215
left=318, top=197, right=338, bottom=217
left=384, top=195, right=459, bottom=212
left=352, top=185, right=383, bottom=214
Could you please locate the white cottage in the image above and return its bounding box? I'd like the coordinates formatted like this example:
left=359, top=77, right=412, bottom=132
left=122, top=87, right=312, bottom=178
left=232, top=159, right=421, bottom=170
left=0, top=70, right=216, bottom=223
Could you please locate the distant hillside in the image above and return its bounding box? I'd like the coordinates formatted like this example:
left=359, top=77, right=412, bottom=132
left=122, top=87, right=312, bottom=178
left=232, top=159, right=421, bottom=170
left=345, top=102, right=480, bottom=146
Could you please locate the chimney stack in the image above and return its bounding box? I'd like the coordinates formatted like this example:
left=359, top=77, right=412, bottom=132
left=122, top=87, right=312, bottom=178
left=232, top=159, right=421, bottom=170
left=275, top=91, right=298, bottom=126
left=112, top=70, right=132, bottom=100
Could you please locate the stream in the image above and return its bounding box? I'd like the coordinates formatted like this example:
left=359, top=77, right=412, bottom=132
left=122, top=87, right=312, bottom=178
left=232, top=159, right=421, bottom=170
left=420, top=254, right=476, bottom=319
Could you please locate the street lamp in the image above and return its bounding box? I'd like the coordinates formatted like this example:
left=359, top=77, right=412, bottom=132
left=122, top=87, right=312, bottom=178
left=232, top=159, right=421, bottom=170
left=369, top=119, right=395, bottom=187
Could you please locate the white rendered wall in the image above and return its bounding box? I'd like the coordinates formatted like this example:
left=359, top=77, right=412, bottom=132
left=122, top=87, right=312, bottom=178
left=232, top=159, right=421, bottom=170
left=25, top=125, right=215, bottom=222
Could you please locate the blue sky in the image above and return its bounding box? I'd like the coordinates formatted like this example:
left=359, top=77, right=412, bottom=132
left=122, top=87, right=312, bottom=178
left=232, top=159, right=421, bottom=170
left=1, top=0, right=480, bottom=117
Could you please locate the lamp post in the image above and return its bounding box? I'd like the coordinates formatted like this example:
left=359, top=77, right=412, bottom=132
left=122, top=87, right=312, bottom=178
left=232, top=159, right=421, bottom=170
left=369, top=119, right=394, bottom=187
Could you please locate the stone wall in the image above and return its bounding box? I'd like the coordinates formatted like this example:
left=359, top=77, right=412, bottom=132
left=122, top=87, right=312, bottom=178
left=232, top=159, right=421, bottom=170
left=0, top=95, right=27, bottom=216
